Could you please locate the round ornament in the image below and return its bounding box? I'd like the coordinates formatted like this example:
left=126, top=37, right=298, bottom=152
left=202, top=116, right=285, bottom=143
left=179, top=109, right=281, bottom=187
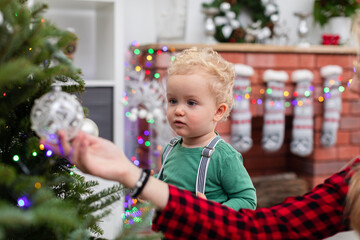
left=81, top=118, right=99, bottom=137
left=30, top=86, right=84, bottom=143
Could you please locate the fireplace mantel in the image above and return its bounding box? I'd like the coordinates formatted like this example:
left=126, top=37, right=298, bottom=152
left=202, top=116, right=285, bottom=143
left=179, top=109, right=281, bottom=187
left=135, top=43, right=357, bottom=55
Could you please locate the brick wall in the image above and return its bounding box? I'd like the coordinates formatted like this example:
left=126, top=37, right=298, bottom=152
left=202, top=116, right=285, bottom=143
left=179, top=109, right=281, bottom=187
left=135, top=43, right=360, bottom=188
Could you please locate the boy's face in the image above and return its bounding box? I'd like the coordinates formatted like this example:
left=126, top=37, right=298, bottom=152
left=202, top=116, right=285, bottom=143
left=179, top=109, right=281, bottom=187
left=166, top=72, right=219, bottom=139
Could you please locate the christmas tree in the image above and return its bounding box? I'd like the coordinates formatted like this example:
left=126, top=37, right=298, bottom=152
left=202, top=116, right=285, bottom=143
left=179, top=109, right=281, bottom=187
left=0, top=0, right=123, bottom=239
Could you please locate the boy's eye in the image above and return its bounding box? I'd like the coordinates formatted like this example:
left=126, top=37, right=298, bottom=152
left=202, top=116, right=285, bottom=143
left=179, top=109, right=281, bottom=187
left=188, top=100, right=196, bottom=106
left=169, top=99, right=177, bottom=104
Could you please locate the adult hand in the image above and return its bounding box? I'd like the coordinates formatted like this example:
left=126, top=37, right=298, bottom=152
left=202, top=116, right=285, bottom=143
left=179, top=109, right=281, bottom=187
left=40, top=131, right=169, bottom=209
left=197, top=192, right=207, bottom=200
left=40, top=131, right=138, bottom=186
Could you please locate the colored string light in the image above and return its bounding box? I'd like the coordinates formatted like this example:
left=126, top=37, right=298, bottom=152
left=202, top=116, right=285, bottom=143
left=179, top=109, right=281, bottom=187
left=17, top=196, right=30, bottom=208
left=137, top=137, right=144, bottom=144
left=13, top=155, right=19, bottom=162
left=125, top=45, right=355, bottom=121
left=46, top=150, right=52, bottom=157
left=131, top=41, right=140, bottom=47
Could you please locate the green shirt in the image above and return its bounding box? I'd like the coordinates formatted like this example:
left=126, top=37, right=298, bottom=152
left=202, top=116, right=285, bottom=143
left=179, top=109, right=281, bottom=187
left=159, top=138, right=256, bottom=211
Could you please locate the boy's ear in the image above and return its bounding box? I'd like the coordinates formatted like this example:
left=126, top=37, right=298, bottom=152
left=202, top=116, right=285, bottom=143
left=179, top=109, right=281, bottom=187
left=214, top=103, right=227, bottom=122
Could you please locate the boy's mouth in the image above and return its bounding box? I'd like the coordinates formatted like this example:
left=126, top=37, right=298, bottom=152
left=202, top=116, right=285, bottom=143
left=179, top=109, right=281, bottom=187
left=174, top=120, right=185, bottom=126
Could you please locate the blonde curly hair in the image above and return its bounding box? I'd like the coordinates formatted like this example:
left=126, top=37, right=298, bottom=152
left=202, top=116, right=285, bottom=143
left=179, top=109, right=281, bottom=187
left=167, top=47, right=235, bottom=120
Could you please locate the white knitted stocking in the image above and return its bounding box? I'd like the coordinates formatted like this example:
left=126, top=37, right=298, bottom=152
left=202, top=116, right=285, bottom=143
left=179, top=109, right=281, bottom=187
left=320, top=65, right=343, bottom=147
left=231, top=64, right=254, bottom=152
left=262, top=70, right=289, bottom=152
left=290, top=70, right=314, bottom=157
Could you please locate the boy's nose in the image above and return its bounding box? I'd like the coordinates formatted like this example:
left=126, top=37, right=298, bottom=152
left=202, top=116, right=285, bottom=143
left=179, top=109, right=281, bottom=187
left=175, top=105, right=185, bottom=115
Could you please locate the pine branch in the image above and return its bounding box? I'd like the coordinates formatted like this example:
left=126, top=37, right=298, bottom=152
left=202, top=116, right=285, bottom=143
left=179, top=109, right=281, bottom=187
left=0, top=1, right=121, bottom=238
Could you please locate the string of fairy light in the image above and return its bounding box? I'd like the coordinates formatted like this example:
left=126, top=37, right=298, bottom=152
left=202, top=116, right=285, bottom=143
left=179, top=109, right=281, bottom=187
left=121, top=42, right=358, bottom=226
left=124, top=40, right=357, bottom=172
left=13, top=39, right=355, bottom=218
left=123, top=42, right=358, bottom=228
left=11, top=142, right=77, bottom=208
left=125, top=41, right=355, bottom=113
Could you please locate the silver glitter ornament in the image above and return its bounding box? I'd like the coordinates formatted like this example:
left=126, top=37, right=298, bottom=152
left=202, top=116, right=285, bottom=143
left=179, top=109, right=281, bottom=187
left=31, top=86, right=84, bottom=143
left=81, top=118, right=99, bottom=137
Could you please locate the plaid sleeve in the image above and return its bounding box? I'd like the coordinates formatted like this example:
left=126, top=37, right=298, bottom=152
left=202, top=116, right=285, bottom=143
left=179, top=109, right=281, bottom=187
left=152, top=160, right=357, bottom=240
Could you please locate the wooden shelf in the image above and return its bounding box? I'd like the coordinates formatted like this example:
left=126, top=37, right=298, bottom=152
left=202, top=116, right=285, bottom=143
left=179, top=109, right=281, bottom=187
left=135, top=43, right=358, bottom=55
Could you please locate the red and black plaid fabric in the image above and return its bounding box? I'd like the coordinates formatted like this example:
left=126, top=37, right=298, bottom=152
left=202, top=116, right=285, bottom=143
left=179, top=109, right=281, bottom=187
left=152, top=158, right=360, bottom=239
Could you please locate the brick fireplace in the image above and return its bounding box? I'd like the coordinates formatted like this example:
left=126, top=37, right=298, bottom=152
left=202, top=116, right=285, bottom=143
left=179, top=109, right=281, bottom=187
left=134, top=43, right=360, bottom=188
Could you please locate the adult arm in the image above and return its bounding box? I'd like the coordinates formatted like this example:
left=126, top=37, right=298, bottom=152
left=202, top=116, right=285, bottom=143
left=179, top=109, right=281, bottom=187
left=44, top=131, right=353, bottom=239
left=152, top=164, right=353, bottom=240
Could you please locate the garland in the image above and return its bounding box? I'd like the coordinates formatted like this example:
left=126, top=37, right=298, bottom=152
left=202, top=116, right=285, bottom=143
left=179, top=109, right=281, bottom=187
left=202, top=0, right=279, bottom=43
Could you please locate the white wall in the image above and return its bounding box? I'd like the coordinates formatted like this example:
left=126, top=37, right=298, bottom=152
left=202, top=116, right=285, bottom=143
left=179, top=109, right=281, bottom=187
left=123, top=0, right=325, bottom=48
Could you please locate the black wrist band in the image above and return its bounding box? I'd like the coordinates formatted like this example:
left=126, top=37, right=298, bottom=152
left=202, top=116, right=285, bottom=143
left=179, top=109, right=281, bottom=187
left=130, top=169, right=151, bottom=198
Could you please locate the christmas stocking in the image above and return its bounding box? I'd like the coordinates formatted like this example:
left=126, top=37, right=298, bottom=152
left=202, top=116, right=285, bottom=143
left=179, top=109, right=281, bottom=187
left=231, top=64, right=254, bottom=152
left=290, top=70, right=314, bottom=157
left=320, top=65, right=343, bottom=147
left=262, top=70, right=288, bottom=152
